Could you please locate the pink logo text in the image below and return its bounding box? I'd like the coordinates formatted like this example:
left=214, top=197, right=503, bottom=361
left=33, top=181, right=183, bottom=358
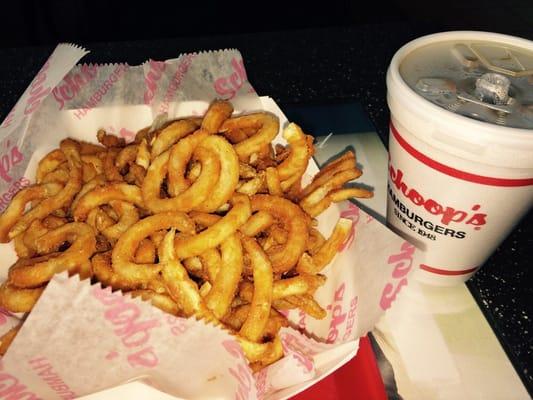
left=91, top=287, right=160, bottom=368
left=379, top=241, right=415, bottom=310
left=214, top=57, right=247, bottom=100
left=53, top=64, right=98, bottom=110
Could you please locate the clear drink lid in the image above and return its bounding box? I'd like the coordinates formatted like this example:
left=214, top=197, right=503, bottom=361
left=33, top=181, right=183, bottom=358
left=399, top=39, right=533, bottom=129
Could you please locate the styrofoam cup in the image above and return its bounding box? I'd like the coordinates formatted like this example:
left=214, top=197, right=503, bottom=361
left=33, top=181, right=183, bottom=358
left=386, top=31, right=533, bottom=286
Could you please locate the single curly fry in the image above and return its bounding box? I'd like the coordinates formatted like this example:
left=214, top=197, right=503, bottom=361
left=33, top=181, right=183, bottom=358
left=71, top=174, right=106, bottom=211
left=81, top=154, right=104, bottom=175
left=297, top=218, right=352, bottom=274
left=299, top=169, right=361, bottom=211
left=87, top=208, right=114, bottom=232
left=128, top=290, right=180, bottom=315
left=167, top=129, right=210, bottom=196
left=150, top=119, right=200, bottom=159
left=13, top=234, right=32, bottom=258
left=204, top=233, right=243, bottom=319
left=284, top=294, right=327, bottom=319
left=296, top=151, right=359, bottom=201
left=0, top=182, right=62, bottom=242
left=115, top=144, right=138, bottom=171
left=239, top=162, right=258, bottom=179
left=101, top=200, right=140, bottom=242
left=0, top=324, right=22, bottom=356
left=103, top=148, right=124, bottom=182
left=135, top=238, right=157, bottom=263
left=328, top=187, right=374, bottom=202
left=236, top=174, right=265, bottom=196
left=166, top=101, right=232, bottom=196
left=265, top=167, right=283, bottom=196
left=8, top=222, right=96, bottom=288
left=307, top=227, right=326, bottom=255
left=73, top=183, right=144, bottom=222
left=239, top=236, right=273, bottom=342
left=200, top=100, right=234, bottom=134
left=142, top=146, right=221, bottom=213
left=240, top=211, right=274, bottom=237
left=0, top=283, right=44, bottom=313
left=9, top=139, right=83, bottom=240
left=251, top=195, right=308, bottom=273
left=112, top=212, right=195, bottom=286
left=221, top=113, right=279, bottom=161
left=79, top=141, right=107, bottom=155
left=194, top=135, right=240, bottom=212
left=136, top=139, right=150, bottom=170
left=82, top=162, right=98, bottom=183
left=41, top=165, right=70, bottom=185
left=92, top=251, right=165, bottom=292
left=36, top=149, right=65, bottom=183
left=159, top=229, right=215, bottom=319
left=239, top=273, right=325, bottom=302
left=201, top=247, right=222, bottom=283
left=276, top=123, right=313, bottom=190
left=174, top=195, right=251, bottom=259
left=238, top=335, right=283, bottom=366
left=302, top=187, right=373, bottom=218
left=97, top=129, right=125, bottom=148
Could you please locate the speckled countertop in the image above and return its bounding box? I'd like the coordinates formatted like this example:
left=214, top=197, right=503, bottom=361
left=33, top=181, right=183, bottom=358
left=0, top=23, right=531, bottom=393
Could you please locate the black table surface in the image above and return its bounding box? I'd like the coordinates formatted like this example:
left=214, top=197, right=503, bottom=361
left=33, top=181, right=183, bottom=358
left=0, top=23, right=531, bottom=395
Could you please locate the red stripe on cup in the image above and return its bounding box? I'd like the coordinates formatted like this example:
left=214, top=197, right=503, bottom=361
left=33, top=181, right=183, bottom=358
left=420, top=264, right=478, bottom=276
left=390, top=123, right=533, bottom=187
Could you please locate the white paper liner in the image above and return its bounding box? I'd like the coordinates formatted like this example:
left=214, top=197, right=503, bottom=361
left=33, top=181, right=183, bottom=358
left=0, top=46, right=419, bottom=399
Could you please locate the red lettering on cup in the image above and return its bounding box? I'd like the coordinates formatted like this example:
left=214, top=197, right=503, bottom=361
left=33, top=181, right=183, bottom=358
left=389, top=163, right=487, bottom=228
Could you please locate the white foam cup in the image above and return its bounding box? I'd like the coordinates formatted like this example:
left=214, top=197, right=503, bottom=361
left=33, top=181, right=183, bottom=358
left=386, top=31, right=533, bottom=285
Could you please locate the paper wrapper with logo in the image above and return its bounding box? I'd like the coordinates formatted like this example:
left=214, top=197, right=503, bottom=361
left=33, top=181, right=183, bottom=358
left=0, top=44, right=417, bottom=399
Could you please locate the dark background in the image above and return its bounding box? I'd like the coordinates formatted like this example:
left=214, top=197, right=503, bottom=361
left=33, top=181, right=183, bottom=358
left=1, top=0, right=532, bottom=49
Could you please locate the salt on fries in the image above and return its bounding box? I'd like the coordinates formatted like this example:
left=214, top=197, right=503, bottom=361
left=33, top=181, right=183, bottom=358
left=0, top=100, right=372, bottom=369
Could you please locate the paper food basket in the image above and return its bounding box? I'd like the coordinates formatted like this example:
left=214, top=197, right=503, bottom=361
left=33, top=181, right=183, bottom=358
left=0, top=44, right=417, bottom=400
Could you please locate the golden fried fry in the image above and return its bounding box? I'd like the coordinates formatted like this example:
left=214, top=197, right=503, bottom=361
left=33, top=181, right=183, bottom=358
left=221, top=113, right=279, bottom=161
left=239, top=236, right=273, bottom=342
left=112, top=212, right=195, bottom=286
left=159, top=230, right=214, bottom=319
left=205, top=233, right=243, bottom=319
left=0, top=183, right=62, bottom=242
left=174, top=195, right=251, bottom=259
left=150, top=119, right=200, bottom=159
left=0, top=283, right=44, bottom=313
left=251, top=195, right=308, bottom=273
left=0, top=324, right=21, bottom=356
left=8, top=222, right=96, bottom=288
left=276, top=123, right=313, bottom=190
left=36, top=149, right=65, bottom=183
left=9, top=139, right=83, bottom=239
left=73, top=183, right=144, bottom=221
